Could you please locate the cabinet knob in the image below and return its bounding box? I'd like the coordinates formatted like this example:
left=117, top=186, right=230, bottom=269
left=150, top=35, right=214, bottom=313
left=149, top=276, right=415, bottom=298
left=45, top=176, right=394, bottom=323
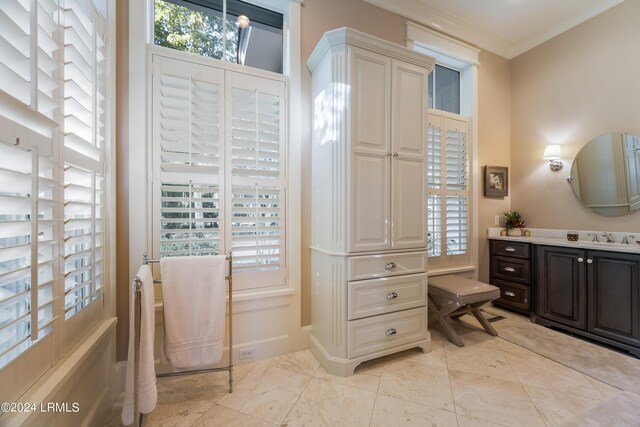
left=384, top=262, right=397, bottom=270
left=504, top=291, right=516, bottom=297
left=393, top=152, right=399, bottom=157
left=504, top=267, right=516, bottom=272
left=385, top=328, right=397, bottom=336
left=505, top=247, right=516, bottom=252
left=386, top=291, right=398, bottom=300
left=587, top=259, right=593, bottom=264
left=578, top=257, right=584, bottom=263
left=387, top=152, right=392, bottom=157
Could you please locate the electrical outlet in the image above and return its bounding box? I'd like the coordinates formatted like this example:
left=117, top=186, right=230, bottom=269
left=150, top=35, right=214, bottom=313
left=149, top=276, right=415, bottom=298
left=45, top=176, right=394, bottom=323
left=494, top=215, right=500, bottom=226
left=239, top=347, right=256, bottom=360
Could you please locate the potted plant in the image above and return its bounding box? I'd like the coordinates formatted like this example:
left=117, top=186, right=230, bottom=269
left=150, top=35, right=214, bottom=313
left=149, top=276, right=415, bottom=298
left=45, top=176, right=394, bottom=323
left=503, top=210, right=525, bottom=236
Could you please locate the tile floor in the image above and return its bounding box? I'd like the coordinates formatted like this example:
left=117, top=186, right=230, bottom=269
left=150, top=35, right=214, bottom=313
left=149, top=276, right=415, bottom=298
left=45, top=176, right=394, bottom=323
left=105, top=309, right=640, bottom=426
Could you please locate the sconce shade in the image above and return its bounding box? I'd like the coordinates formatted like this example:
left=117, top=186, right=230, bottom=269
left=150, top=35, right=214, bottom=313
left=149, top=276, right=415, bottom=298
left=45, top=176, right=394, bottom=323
left=543, top=144, right=562, bottom=160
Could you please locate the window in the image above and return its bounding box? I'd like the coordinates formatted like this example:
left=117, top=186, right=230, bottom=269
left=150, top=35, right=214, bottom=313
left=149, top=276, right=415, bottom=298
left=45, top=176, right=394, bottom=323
left=428, top=65, right=460, bottom=115
left=426, top=111, right=470, bottom=268
left=152, top=54, right=286, bottom=291
left=0, top=0, right=110, bottom=403
left=154, top=0, right=284, bottom=73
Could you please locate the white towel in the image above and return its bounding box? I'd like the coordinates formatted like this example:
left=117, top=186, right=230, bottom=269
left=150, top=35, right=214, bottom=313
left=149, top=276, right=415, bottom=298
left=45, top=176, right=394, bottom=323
left=161, top=255, right=227, bottom=369
left=122, top=265, right=157, bottom=426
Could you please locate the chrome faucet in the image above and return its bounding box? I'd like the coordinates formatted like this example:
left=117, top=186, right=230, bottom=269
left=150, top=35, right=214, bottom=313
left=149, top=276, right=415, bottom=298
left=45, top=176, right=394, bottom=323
left=602, top=232, right=614, bottom=243
left=588, top=233, right=598, bottom=242
left=622, top=234, right=635, bottom=244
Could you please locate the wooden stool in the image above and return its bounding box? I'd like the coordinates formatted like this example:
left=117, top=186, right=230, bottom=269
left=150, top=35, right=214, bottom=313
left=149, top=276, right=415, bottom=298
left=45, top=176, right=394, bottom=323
left=428, top=275, right=500, bottom=347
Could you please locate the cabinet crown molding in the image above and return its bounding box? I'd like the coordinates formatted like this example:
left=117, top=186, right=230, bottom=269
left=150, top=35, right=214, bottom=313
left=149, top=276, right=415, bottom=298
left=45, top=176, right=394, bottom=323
left=306, top=27, right=435, bottom=73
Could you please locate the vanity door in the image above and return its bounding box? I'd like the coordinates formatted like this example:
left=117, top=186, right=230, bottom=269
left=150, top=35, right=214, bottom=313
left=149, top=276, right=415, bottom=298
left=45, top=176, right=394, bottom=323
left=587, top=251, right=640, bottom=347
left=537, top=245, right=587, bottom=329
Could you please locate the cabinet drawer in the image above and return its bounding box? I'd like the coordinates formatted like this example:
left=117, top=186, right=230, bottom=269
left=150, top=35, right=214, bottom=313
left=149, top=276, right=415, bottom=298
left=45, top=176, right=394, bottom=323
left=491, top=240, right=530, bottom=259
left=348, top=307, right=428, bottom=358
left=348, top=273, right=426, bottom=320
left=348, top=251, right=426, bottom=280
left=493, top=280, right=530, bottom=311
left=491, top=256, right=531, bottom=284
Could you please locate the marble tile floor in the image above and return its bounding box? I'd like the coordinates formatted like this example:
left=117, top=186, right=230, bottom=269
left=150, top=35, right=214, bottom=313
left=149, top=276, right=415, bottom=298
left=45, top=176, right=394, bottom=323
left=104, top=310, right=640, bottom=427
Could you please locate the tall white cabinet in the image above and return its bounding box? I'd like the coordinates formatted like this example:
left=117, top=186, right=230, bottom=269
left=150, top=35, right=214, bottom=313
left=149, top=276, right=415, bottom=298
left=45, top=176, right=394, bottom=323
left=307, top=28, right=434, bottom=375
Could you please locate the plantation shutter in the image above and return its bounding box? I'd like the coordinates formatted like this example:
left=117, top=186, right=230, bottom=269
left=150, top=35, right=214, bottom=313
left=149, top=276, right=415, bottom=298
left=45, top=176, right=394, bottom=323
left=0, top=1, right=32, bottom=106
left=152, top=55, right=287, bottom=291
left=62, top=0, right=106, bottom=332
left=152, top=56, right=225, bottom=258
left=227, top=72, right=286, bottom=289
left=0, top=141, right=57, bottom=371
left=426, top=111, right=469, bottom=265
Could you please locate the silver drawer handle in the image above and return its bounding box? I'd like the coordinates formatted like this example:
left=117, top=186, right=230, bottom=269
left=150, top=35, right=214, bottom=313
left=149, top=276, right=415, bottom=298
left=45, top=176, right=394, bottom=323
left=587, top=259, right=593, bottom=264
left=505, top=247, right=516, bottom=252
left=385, top=328, right=397, bottom=336
left=384, top=262, right=397, bottom=270
left=504, top=291, right=516, bottom=297
left=504, top=267, right=516, bottom=272
left=578, top=257, right=584, bottom=263
left=386, top=292, right=398, bottom=300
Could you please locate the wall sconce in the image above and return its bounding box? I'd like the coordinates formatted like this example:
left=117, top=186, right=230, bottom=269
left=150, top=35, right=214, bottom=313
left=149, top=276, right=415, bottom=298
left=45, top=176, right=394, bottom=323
left=543, top=144, right=563, bottom=171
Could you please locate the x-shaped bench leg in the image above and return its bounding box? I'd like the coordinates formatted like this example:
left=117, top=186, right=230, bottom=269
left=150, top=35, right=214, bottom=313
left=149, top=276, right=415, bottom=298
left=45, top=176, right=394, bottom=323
left=428, top=294, right=465, bottom=347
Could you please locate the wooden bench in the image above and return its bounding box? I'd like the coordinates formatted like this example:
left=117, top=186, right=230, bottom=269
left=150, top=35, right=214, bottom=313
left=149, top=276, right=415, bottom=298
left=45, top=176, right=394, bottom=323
left=428, top=275, right=501, bottom=347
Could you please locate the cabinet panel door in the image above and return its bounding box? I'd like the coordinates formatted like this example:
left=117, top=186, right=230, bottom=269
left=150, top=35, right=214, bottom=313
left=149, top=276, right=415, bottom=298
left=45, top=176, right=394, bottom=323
left=351, top=152, right=390, bottom=251
left=537, top=246, right=586, bottom=329
left=390, top=60, right=427, bottom=249
left=588, top=251, right=640, bottom=347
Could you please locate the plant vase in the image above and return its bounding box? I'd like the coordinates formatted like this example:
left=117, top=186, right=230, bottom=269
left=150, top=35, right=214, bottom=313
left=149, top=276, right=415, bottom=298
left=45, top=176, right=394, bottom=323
left=507, top=228, right=522, bottom=237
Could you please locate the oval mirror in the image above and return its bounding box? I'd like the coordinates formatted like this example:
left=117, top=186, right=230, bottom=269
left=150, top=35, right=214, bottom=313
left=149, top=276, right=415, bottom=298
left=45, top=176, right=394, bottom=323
left=569, top=132, right=640, bottom=216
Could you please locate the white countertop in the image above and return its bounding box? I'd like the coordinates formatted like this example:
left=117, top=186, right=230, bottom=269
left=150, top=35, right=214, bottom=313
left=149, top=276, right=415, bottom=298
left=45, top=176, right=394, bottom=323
left=487, top=228, right=640, bottom=254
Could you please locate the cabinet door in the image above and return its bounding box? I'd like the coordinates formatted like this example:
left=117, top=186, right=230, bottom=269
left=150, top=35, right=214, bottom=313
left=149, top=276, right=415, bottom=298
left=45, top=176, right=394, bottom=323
left=587, top=251, right=640, bottom=347
left=537, top=246, right=586, bottom=329
left=349, top=47, right=391, bottom=252
left=391, top=60, right=427, bottom=249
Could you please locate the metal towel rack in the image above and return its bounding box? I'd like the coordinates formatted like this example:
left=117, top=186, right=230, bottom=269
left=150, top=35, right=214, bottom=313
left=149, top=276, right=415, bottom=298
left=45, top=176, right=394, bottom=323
left=131, top=252, right=234, bottom=427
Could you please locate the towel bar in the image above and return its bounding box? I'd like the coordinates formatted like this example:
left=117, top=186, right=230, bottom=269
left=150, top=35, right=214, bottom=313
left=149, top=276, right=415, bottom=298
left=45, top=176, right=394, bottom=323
left=131, top=252, right=234, bottom=427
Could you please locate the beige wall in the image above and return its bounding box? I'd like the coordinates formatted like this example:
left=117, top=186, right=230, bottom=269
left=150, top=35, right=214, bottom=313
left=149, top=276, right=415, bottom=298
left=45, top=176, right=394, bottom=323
left=477, top=51, right=511, bottom=282
left=510, top=0, right=640, bottom=234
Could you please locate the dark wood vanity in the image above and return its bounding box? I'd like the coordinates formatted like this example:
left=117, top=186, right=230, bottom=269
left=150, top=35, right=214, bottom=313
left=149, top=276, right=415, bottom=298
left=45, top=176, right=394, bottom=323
left=489, top=236, right=640, bottom=357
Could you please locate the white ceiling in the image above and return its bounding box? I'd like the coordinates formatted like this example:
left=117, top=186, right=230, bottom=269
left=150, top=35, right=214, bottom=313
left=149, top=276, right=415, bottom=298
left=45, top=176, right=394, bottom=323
left=364, top=0, right=626, bottom=59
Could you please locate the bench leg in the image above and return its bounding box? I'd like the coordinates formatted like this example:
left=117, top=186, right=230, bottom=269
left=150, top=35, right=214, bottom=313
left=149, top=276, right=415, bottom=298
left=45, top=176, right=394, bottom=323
left=470, top=307, right=498, bottom=337
left=428, top=295, right=465, bottom=347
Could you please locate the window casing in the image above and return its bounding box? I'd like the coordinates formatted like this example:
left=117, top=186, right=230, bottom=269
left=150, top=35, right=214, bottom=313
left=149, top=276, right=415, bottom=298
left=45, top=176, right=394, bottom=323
left=0, top=0, right=110, bottom=404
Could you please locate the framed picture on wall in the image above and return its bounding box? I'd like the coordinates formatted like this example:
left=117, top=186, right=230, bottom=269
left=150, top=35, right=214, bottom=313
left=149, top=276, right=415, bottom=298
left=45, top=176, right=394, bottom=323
left=484, top=166, right=508, bottom=197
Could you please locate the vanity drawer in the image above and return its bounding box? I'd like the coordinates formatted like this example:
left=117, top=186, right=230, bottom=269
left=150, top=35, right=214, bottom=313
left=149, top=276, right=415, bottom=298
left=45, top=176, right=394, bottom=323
left=348, top=251, right=426, bottom=281
left=348, top=273, right=426, bottom=320
left=491, top=240, right=530, bottom=259
left=347, top=307, right=428, bottom=358
left=491, top=256, right=531, bottom=285
left=492, top=280, right=530, bottom=312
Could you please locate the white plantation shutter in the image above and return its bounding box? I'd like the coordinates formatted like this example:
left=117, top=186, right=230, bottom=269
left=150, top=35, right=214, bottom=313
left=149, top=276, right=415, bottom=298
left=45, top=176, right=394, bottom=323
left=61, top=0, right=106, bottom=330
left=152, top=55, right=287, bottom=290
left=228, top=74, right=285, bottom=287
left=153, top=56, right=224, bottom=258
left=426, top=110, right=469, bottom=266
left=0, top=1, right=32, bottom=106
left=0, top=142, right=57, bottom=370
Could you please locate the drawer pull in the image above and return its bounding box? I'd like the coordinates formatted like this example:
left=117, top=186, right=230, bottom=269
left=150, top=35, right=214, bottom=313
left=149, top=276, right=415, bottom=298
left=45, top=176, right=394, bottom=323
left=587, top=259, right=593, bottom=264
left=504, top=291, right=516, bottom=297
left=505, top=247, right=516, bottom=252
left=578, top=257, right=584, bottom=263
left=384, top=262, right=397, bottom=270
left=386, top=292, right=398, bottom=300
left=385, top=328, right=397, bottom=336
left=504, top=267, right=516, bottom=272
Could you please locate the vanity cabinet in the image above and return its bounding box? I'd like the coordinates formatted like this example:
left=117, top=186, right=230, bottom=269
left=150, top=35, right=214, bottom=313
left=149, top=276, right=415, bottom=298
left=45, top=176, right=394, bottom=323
left=536, top=245, right=640, bottom=355
left=489, top=240, right=532, bottom=313
left=308, top=28, right=434, bottom=375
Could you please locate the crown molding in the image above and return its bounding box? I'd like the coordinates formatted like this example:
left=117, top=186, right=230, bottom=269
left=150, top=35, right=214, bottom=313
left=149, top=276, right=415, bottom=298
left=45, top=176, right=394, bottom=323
left=364, top=0, right=625, bottom=59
